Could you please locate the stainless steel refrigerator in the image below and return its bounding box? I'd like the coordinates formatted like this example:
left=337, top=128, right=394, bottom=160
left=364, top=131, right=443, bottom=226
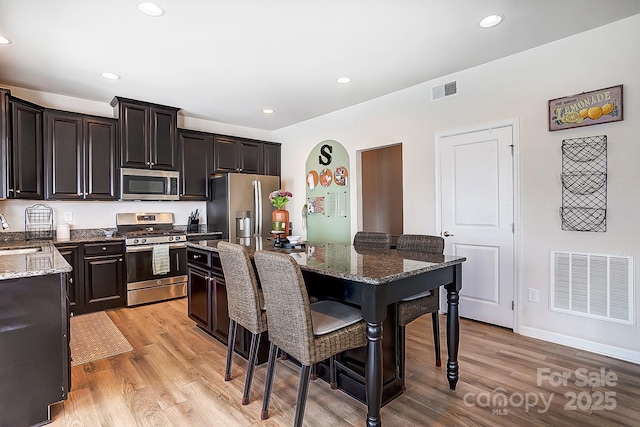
left=207, top=173, right=280, bottom=241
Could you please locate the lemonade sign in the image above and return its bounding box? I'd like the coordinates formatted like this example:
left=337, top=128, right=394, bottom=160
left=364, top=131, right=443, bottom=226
left=548, top=85, right=623, bottom=131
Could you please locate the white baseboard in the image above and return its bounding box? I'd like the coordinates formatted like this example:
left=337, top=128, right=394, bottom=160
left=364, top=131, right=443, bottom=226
left=518, top=326, right=640, bottom=365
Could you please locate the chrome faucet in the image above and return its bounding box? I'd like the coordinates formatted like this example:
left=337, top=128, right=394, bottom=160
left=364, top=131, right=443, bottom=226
left=0, top=214, right=9, bottom=230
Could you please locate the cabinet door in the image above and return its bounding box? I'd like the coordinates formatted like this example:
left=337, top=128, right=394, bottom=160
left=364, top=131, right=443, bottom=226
left=150, top=107, right=177, bottom=170
left=178, top=130, right=211, bottom=200
left=213, top=136, right=239, bottom=173
left=187, top=265, right=212, bottom=330
left=10, top=99, right=43, bottom=199
left=55, top=244, right=82, bottom=314
left=0, top=89, right=9, bottom=199
left=84, top=117, right=117, bottom=200
left=83, top=254, right=126, bottom=311
left=119, top=101, right=149, bottom=168
left=44, top=111, right=83, bottom=200
left=239, top=140, right=263, bottom=174
left=263, top=143, right=281, bottom=176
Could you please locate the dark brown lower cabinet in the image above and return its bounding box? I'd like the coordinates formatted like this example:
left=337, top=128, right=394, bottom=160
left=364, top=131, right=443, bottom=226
left=0, top=273, right=69, bottom=426
left=83, top=242, right=126, bottom=312
left=186, top=247, right=268, bottom=363
left=55, top=243, right=82, bottom=312
left=55, top=241, right=126, bottom=315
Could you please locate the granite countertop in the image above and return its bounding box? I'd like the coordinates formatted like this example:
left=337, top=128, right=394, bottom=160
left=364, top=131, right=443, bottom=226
left=186, top=238, right=466, bottom=285
left=0, top=242, right=72, bottom=280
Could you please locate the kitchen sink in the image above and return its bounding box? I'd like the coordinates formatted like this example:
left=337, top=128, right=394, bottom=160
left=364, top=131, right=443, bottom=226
left=0, top=247, right=42, bottom=256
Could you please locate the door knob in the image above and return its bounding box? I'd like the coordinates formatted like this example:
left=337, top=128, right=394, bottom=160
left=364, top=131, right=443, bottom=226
left=443, top=231, right=454, bottom=237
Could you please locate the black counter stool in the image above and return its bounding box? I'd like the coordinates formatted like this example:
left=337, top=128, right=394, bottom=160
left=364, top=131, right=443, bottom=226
left=217, top=241, right=269, bottom=405
left=396, top=234, right=444, bottom=387
left=254, top=250, right=367, bottom=427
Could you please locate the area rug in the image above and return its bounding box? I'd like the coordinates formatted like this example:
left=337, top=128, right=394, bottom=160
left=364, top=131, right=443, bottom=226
left=70, top=311, right=133, bottom=366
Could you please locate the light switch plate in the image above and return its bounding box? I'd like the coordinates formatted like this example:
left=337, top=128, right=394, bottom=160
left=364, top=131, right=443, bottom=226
left=63, top=211, right=73, bottom=223
left=528, top=288, right=539, bottom=303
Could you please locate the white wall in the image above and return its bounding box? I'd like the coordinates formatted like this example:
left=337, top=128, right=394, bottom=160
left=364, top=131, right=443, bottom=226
left=0, top=199, right=206, bottom=231
left=274, top=15, right=640, bottom=362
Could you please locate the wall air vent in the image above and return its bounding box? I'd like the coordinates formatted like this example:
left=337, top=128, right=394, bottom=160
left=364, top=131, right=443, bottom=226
left=431, top=81, right=458, bottom=101
left=551, top=251, right=634, bottom=325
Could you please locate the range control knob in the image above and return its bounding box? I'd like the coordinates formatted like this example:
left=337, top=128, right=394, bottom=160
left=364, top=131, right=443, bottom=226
left=168, top=236, right=174, bottom=241
left=133, top=239, right=139, bottom=244
left=174, top=236, right=181, bottom=241
left=141, top=238, right=147, bottom=243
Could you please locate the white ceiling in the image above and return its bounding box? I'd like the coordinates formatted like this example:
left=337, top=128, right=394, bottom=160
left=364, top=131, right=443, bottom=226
left=1, top=1, right=639, bottom=131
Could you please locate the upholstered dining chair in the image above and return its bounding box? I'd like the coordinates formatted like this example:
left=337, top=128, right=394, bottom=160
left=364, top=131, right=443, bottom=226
left=217, top=241, right=269, bottom=406
left=253, top=250, right=367, bottom=427
left=353, top=231, right=391, bottom=249
left=396, top=234, right=444, bottom=379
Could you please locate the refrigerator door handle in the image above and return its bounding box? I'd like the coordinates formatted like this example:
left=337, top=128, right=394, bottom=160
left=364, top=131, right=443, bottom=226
left=253, top=179, right=262, bottom=236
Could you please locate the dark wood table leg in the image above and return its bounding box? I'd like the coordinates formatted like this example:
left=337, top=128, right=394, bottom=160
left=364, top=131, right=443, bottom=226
left=445, top=287, right=460, bottom=390
left=366, top=321, right=383, bottom=427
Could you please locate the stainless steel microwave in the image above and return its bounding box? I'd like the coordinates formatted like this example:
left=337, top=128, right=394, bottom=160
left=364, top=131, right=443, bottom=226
left=120, top=168, right=180, bottom=201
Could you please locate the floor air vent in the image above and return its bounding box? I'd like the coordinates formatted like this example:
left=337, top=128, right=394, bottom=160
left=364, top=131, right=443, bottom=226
left=551, top=251, right=634, bottom=325
left=431, top=81, right=457, bottom=100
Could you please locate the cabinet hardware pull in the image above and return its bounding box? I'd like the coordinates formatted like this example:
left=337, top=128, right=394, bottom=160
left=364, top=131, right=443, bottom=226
left=16, top=190, right=21, bottom=193
left=102, top=247, right=107, bottom=250
left=119, top=258, right=123, bottom=262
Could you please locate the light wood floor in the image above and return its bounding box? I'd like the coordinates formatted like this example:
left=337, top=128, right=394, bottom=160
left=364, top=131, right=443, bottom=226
left=51, top=298, right=639, bottom=426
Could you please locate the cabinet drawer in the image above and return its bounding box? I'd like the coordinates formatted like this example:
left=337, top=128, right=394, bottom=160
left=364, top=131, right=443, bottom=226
left=187, top=249, right=211, bottom=268
left=84, top=242, right=123, bottom=256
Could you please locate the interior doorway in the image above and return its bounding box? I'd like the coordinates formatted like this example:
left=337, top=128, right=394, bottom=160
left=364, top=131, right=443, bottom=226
left=359, top=144, right=403, bottom=247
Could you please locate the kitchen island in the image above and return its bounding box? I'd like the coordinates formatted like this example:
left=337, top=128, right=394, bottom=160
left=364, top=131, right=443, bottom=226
left=187, top=238, right=466, bottom=427
left=0, top=242, right=72, bottom=427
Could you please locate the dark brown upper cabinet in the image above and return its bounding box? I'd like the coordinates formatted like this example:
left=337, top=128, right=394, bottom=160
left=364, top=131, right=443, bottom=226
left=111, top=97, right=179, bottom=170
left=178, top=129, right=213, bottom=200
left=263, top=142, right=281, bottom=176
left=213, top=136, right=263, bottom=174
left=10, top=97, right=44, bottom=199
left=0, top=88, right=10, bottom=199
left=44, top=110, right=118, bottom=200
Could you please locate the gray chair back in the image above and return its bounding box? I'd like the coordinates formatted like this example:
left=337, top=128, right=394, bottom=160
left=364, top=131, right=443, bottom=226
left=253, top=250, right=316, bottom=365
left=397, top=234, right=444, bottom=254
left=217, top=241, right=267, bottom=334
left=353, top=231, right=391, bottom=249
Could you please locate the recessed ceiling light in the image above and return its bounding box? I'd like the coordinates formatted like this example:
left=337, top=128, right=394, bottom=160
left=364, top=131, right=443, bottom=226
left=0, top=35, right=11, bottom=45
left=337, top=77, right=351, bottom=84
left=101, top=72, right=121, bottom=80
left=138, top=2, right=165, bottom=17
left=480, top=15, right=502, bottom=28
left=262, top=108, right=275, bottom=114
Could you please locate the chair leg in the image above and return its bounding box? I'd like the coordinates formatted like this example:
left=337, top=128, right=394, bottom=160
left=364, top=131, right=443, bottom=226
left=310, top=363, right=317, bottom=380
left=294, top=365, right=312, bottom=427
left=242, top=332, right=261, bottom=405
left=432, top=312, right=441, bottom=367
left=330, top=356, right=337, bottom=389
left=399, top=325, right=407, bottom=391
left=261, top=342, right=279, bottom=420
left=225, top=320, right=237, bottom=381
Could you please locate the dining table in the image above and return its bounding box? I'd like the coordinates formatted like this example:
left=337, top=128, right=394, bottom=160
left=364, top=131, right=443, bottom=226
left=280, top=242, right=466, bottom=427
left=186, top=238, right=466, bottom=427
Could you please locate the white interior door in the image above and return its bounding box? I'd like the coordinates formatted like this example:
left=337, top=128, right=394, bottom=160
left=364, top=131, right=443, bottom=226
left=438, top=125, right=515, bottom=328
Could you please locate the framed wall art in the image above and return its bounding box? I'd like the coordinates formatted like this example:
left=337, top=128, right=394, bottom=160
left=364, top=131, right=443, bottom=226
left=548, top=84, right=623, bottom=131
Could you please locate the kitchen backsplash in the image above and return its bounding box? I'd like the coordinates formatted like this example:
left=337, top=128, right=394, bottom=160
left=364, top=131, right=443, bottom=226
left=0, top=200, right=206, bottom=232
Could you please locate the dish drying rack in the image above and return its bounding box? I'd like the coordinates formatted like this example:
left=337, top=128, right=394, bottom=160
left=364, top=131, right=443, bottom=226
left=25, top=204, right=54, bottom=240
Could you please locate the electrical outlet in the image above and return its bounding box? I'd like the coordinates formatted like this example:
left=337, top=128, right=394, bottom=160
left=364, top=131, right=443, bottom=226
left=528, top=288, right=539, bottom=303
left=63, top=211, right=73, bottom=223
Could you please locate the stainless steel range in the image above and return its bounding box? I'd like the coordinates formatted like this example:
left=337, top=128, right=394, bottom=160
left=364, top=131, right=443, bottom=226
left=116, top=212, right=187, bottom=306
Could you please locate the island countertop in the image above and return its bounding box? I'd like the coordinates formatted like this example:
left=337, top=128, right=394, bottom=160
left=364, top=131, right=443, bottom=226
left=186, top=238, right=466, bottom=285
left=0, top=242, right=72, bottom=280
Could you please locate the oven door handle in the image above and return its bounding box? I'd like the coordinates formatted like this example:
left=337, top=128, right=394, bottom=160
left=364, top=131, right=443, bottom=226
left=126, top=243, right=187, bottom=252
